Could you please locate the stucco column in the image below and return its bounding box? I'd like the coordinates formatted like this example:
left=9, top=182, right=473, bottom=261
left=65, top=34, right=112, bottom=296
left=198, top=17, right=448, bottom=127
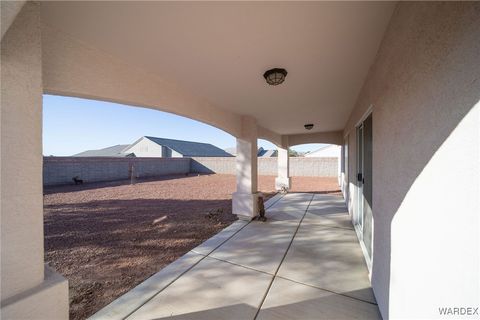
left=275, top=147, right=291, bottom=191
left=1, top=3, right=68, bottom=319
left=232, top=116, right=259, bottom=220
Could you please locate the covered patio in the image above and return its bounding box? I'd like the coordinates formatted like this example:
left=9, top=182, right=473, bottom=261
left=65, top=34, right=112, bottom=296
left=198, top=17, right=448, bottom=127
left=91, top=192, right=379, bottom=320
left=2, top=2, right=478, bottom=319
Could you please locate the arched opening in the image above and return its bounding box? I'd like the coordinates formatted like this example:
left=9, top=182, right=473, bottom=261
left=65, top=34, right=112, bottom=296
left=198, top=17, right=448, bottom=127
left=43, top=95, right=238, bottom=157
left=285, top=143, right=342, bottom=194
left=290, top=143, right=337, bottom=157
left=254, top=139, right=280, bottom=195
left=42, top=94, right=246, bottom=319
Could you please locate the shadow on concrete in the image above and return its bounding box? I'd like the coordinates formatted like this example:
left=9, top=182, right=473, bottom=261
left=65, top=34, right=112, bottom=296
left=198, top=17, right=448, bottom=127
left=145, top=288, right=380, bottom=320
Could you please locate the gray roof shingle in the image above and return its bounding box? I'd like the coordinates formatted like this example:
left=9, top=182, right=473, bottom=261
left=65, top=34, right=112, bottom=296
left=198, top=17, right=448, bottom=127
left=73, top=145, right=132, bottom=157
left=144, top=136, right=233, bottom=157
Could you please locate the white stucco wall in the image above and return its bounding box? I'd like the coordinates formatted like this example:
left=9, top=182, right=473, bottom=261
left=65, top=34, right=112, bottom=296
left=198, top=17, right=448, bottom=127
left=123, top=138, right=184, bottom=158
left=343, top=2, right=480, bottom=318
left=124, top=137, right=164, bottom=157
left=171, top=150, right=183, bottom=158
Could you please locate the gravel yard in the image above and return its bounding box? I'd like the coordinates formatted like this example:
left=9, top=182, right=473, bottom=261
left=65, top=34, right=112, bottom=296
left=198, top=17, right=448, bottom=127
left=43, top=174, right=340, bottom=320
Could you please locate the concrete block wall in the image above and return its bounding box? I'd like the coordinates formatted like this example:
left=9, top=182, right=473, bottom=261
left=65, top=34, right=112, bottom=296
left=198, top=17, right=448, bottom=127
left=256, top=158, right=277, bottom=176
left=190, top=157, right=235, bottom=174
left=43, top=157, right=190, bottom=186
left=290, top=157, right=338, bottom=177
left=191, top=157, right=338, bottom=177
left=44, top=157, right=338, bottom=186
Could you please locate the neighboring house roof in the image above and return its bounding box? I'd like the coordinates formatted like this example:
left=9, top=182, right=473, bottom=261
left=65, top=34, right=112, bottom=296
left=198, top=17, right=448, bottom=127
left=257, top=147, right=278, bottom=157
left=73, top=144, right=133, bottom=157
left=224, top=147, right=236, bottom=156
left=143, top=136, right=233, bottom=157
left=305, top=144, right=340, bottom=158
left=225, top=147, right=278, bottom=157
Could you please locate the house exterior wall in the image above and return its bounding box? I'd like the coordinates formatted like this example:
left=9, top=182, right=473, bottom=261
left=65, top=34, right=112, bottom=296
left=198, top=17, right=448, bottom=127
left=123, top=137, right=164, bottom=157
left=171, top=149, right=183, bottom=158
left=342, top=2, right=480, bottom=318
left=122, top=138, right=184, bottom=158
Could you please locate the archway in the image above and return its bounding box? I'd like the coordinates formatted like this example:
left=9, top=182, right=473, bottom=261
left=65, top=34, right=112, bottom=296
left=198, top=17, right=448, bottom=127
left=42, top=94, right=244, bottom=319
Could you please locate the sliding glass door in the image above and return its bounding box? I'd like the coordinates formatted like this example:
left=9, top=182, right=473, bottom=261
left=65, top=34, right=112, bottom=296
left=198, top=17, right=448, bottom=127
left=356, top=113, right=373, bottom=265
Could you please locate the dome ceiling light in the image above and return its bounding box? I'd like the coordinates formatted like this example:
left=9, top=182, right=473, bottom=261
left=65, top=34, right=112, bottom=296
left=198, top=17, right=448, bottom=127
left=304, top=124, right=314, bottom=130
left=263, top=68, right=288, bottom=86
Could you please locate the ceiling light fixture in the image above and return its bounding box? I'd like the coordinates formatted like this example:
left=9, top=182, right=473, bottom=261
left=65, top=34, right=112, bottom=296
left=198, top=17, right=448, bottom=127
left=304, top=124, right=314, bottom=130
left=263, top=68, right=288, bottom=86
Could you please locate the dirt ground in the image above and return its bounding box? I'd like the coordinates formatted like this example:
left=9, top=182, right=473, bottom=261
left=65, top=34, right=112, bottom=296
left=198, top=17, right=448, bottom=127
left=43, top=174, right=340, bottom=320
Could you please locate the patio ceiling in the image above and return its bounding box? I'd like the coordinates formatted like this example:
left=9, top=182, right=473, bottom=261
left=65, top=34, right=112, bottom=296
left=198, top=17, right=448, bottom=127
left=40, top=2, right=395, bottom=135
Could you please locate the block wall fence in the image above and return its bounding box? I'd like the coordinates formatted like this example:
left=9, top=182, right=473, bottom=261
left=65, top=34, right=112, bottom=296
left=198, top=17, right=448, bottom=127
left=43, top=156, right=338, bottom=186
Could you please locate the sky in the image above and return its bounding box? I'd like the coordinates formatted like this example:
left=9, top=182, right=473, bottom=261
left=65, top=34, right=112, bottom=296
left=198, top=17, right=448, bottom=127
left=43, top=95, right=325, bottom=156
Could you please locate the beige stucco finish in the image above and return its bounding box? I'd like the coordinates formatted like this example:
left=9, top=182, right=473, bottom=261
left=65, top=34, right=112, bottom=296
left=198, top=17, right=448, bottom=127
left=1, top=1, right=44, bottom=299
left=41, top=23, right=244, bottom=138
left=1, top=3, right=69, bottom=318
left=232, top=116, right=260, bottom=220
left=0, top=1, right=26, bottom=40
left=275, top=147, right=291, bottom=190
left=1, top=266, right=69, bottom=320
left=343, top=2, right=480, bottom=318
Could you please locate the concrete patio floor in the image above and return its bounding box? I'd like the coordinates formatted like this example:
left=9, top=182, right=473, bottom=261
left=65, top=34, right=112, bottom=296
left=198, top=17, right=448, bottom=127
left=91, top=193, right=380, bottom=320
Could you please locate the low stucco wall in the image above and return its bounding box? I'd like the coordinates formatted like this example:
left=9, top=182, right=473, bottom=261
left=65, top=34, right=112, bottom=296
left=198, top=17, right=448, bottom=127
left=43, top=157, right=191, bottom=186
left=191, top=157, right=338, bottom=177
left=44, top=156, right=338, bottom=186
